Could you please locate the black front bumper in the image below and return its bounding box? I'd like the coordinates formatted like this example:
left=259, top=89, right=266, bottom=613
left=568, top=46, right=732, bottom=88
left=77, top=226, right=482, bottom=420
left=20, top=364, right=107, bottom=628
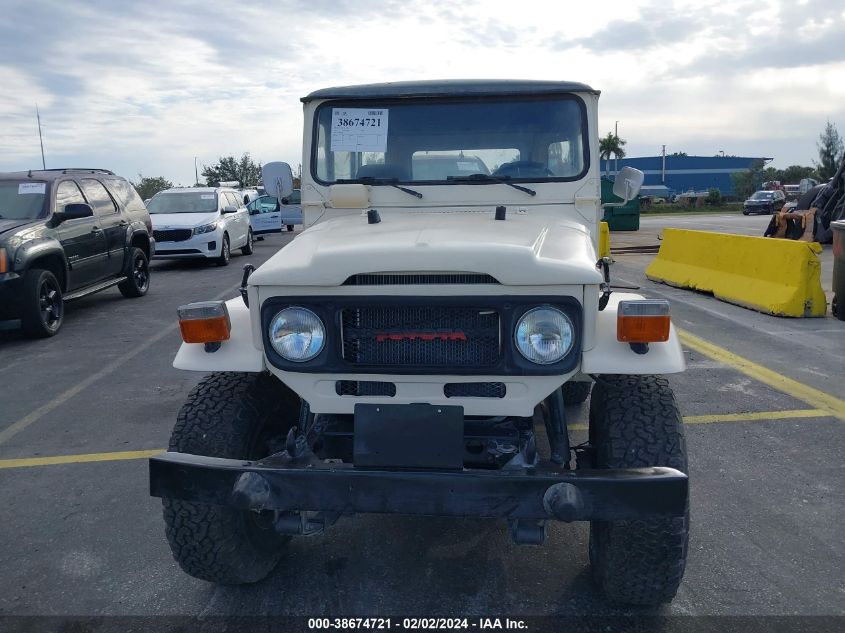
left=0, top=272, right=22, bottom=319
left=149, top=451, right=688, bottom=522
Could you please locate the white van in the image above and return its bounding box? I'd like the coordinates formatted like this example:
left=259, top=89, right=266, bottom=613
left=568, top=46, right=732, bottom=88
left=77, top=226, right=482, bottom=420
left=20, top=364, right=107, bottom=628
left=148, top=187, right=252, bottom=266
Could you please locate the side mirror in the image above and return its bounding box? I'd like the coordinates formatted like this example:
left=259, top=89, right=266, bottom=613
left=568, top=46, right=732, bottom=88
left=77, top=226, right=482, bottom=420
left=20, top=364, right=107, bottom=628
left=222, top=205, right=238, bottom=213
left=281, top=198, right=288, bottom=205
left=55, top=203, right=94, bottom=222
left=612, top=167, right=645, bottom=202
left=262, top=161, right=294, bottom=200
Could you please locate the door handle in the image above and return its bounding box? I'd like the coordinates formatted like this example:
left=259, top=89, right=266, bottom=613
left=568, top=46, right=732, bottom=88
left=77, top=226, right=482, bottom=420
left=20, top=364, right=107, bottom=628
left=92, top=226, right=103, bottom=234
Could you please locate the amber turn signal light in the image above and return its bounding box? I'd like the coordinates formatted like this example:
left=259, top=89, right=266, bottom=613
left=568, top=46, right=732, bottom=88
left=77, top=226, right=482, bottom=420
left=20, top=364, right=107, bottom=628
left=617, top=300, right=671, bottom=343
left=0, top=248, right=7, bottom=274
left=178, top=301, right=231, bottom=344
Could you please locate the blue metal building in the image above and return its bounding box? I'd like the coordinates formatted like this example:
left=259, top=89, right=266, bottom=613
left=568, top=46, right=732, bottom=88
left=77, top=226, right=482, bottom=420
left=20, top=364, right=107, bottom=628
left=599, top=155, right=771, bottom=197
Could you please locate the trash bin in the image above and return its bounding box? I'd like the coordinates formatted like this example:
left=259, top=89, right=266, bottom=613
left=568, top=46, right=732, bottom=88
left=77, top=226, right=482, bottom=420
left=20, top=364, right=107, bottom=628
left=601, top=177, right=640, bottom=231
left=832, top=220, right=845, bottom=321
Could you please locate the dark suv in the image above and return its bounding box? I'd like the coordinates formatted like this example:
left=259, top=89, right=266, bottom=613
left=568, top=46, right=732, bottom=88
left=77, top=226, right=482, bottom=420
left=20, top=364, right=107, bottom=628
left=0, top=168, right=154, bottom=337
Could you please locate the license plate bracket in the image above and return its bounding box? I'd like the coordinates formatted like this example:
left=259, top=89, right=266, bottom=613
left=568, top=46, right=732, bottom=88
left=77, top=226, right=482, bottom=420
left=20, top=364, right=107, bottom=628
left=353, top=403, right=464, bottom=469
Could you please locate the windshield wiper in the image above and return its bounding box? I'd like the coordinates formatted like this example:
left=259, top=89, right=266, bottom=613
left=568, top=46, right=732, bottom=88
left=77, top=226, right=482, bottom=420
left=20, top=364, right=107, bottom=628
left=446, top=173, right=536, bottom=196
left=337, top=177, right=423, bottom=199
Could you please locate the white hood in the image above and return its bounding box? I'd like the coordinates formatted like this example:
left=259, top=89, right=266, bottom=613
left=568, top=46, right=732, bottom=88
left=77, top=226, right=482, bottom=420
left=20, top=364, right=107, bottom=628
left=249, top=212, right=603, bottom=286
left=149, top=212, right=219, bottom=229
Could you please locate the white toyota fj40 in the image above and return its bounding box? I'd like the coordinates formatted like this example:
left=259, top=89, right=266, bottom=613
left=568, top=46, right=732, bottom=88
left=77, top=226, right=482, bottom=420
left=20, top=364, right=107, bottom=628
left=150, top=80, right=688, bottom=605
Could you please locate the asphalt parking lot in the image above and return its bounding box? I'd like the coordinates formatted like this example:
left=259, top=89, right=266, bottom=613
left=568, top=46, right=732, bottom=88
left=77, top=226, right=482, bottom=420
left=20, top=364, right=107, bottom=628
left=1, top=219, right=844, bottom=620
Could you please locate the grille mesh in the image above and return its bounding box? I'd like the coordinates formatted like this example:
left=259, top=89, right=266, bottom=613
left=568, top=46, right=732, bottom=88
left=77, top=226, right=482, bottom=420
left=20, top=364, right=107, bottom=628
left=444, top=382, right=507, bottom=398
left=344, top=273, right=499, bottom=286
left=341, top=306, right=500, bottom=367
left=153, top=229, right=193, bottom=242
left=335, top=380, right=396, bottom=397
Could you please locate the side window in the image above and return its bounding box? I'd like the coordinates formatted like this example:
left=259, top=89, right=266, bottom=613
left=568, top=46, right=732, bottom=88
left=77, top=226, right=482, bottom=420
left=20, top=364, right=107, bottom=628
left=79, top=179, right=118, bottom=216
left=225, top=192, right=241, bottom=209
left=55, top=180, right=86, bottom=212
left=286, top=190, right=301, bottom=205
left=104, top=178, right=143, bottom=209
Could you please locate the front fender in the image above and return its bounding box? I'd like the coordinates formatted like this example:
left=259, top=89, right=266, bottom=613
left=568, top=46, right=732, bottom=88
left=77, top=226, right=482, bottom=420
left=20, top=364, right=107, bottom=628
left=580, top=293, right=685, bottom=375
left=173, top=298, right=265, bottom=372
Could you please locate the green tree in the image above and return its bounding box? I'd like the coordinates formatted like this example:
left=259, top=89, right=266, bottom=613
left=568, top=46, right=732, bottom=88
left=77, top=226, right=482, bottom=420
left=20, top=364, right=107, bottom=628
left=706, top=188, right=722, bottom=205
left=201, top=153, right=262, bottom=188
left=815, top=120, right=843, bottom=180
left=779, top=165, right=817, bottom=183
left=599, top=132, right=626, bottom=176
left=731, top=158, right=765, bottom=199
left=131, top=175, right=173, bottom=200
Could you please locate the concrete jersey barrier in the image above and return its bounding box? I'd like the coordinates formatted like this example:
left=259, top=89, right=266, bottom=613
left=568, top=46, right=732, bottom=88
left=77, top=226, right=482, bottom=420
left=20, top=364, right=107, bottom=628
left=645, top=228, right=827, bottom=317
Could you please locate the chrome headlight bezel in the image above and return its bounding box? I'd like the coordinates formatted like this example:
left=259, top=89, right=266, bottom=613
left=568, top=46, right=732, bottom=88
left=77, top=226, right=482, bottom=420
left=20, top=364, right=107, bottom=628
left=513, top=306, right=575, bottom=365
left=268, top=306, right=326, bottom=362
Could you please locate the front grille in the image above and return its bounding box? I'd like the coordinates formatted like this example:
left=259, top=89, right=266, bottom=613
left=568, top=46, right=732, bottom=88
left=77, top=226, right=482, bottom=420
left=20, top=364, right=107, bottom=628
left=344, top=273, right=499, bottom=286
left=153, top=229, right=192, bottom=242
left=336, top=380, right=396, bottom=397
left=444, top=382, right=507, bottom=398
left=341, top=306, right=500, bottom=367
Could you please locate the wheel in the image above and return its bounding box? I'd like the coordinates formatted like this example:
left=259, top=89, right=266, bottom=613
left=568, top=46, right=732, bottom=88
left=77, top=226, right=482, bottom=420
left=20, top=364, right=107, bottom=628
left=216, top=234, right=230, bottom=266
left=587, top=375, right=689, bottom=605
left=286, top=224, right=295, bottom=232
left=20, top=268, right=64, bottom=338
left=241, top=229, right=254, bottom=255
left=742, top=210, right=749, bottom=215
left=162, top=372, right=301, bottom=584
left=561, top=381, right=591, bottom=405
left=118, top=247, right=150, bottom=298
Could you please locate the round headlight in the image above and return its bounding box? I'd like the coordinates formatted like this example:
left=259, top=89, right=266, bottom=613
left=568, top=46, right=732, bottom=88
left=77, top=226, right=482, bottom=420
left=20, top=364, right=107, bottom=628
left=514, top=307, right=574, bottom=365
left=269, top=307, right=325, bottom=362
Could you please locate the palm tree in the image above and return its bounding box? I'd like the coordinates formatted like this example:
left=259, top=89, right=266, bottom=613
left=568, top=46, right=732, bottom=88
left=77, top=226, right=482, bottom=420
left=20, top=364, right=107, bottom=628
left=599, top=132, right=627, bottom=176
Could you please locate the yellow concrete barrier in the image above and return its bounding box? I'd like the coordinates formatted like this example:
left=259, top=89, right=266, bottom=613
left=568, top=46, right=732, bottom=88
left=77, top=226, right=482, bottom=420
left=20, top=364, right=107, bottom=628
left=646, top=228, right=827, bottom=317
left=599, top=221, right=610, bottom=258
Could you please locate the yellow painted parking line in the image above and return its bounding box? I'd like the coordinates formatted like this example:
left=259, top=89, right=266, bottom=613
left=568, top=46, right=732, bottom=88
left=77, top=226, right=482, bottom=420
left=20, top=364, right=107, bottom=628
left=683, top=409, right=829, bottom=424
left=678, top=329, right=845, bottom=422
left=0, top=405, right=836, bottom=468
left=569, top=408, right=830, bottom=431
left=0, top=449, right=163, bottom=470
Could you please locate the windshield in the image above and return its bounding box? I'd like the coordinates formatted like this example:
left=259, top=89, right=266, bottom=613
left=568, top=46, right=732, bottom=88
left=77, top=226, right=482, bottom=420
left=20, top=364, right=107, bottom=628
left=751, top=191, right=774, bottom=200
left=0, top=181, right=48, bottom=220
left=313, top=96, right=588, bottom=185
left=147, top=192, right=218, bottom=214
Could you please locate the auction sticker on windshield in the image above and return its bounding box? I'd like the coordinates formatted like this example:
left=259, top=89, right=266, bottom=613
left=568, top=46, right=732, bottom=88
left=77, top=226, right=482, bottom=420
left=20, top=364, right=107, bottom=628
left=331, top=108, right=388, bottom=153
left=19, top=183, right=46, bottom=195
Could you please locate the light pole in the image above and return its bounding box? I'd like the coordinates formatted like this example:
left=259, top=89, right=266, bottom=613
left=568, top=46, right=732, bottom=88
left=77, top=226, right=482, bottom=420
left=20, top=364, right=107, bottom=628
left=614, top=121, right=619, bottom=174
left=194, top=157, right=199, bottom=186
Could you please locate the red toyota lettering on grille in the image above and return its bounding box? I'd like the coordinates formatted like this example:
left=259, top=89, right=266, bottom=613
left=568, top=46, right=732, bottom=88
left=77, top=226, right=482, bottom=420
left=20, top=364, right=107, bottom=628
left=375, top=331, right=468, bottom=343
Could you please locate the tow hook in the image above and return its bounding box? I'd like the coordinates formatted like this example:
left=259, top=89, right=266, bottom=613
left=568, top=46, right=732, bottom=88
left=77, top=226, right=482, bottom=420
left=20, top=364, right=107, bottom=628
left=240, top=264, right=255, bottom=307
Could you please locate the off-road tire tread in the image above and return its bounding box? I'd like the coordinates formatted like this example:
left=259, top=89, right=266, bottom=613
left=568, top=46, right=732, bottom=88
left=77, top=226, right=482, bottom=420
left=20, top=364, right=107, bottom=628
left=561, top=381, right=591, bottom=405
left=162, top=372, right=300, bottom=584
left=588, top=374, right=689, bottom=605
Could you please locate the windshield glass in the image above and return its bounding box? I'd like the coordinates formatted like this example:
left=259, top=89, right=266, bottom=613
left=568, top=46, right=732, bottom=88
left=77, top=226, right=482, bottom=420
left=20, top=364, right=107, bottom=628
left=751, top=191, right=774, bottom=200
left=0, top=181, right=48, bottom=220
left=147, top=192, right=218, bottom=214
left=313, top=96, right=588, bottom=184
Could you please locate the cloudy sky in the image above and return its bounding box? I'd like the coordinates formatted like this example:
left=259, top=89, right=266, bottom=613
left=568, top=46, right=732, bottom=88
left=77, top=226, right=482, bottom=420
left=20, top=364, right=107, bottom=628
left=2, top=0, right=844, bottom=184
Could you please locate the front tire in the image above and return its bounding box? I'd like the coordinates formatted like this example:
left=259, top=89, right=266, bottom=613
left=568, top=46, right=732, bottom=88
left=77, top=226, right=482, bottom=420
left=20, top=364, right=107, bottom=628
left=216, top=234, right=230, bottom=266
left=20, top=268, right=64, bottom=338
left=286, top=224, right=295, bottom=232
left=118, top=247, right=150, bottom=298
left=241, top=229, right=254, bottom=255
left=162, top=372, right=301, bottom=584
left=587, top=375, right=689, bottom=605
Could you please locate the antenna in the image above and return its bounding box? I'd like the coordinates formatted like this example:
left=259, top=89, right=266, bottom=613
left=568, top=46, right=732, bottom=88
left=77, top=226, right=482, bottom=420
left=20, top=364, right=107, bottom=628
left=36, top=104, right=46, bottom=169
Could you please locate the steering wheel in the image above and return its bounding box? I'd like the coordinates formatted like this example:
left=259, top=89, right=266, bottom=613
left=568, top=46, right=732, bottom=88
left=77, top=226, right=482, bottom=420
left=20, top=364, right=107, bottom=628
left=492, top=161, right=554, bottom=178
